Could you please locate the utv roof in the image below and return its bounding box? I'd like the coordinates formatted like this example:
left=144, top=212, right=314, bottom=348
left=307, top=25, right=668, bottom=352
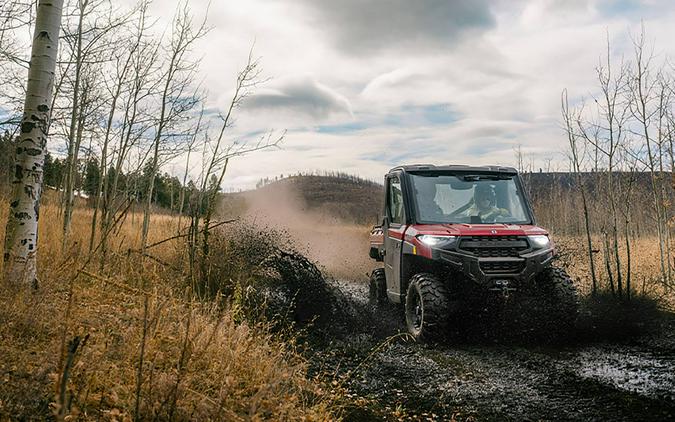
left=388, top=164, right=519, bottom=174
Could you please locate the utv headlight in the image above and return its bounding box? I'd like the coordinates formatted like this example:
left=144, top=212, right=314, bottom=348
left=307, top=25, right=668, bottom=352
left=528, top=235, right=550, bottom=249
left=417, top=235, right=457, bottom=248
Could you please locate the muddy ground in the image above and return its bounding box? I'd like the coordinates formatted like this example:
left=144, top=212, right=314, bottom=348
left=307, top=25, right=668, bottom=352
left=306, top=280, right=675, bottom=422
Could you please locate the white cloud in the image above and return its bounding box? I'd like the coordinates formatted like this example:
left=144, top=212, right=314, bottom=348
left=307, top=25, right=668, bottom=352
left=242, top=75, right=352, bottom=125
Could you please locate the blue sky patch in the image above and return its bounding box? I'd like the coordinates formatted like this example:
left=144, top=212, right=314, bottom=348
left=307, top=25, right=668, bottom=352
left=316, top=121, right=369, bottom=133
left=314, top=103, right=459, bottom=135
left=598, top=0, right=649, bottom=17
left=383, top=103, right=459, bottom=128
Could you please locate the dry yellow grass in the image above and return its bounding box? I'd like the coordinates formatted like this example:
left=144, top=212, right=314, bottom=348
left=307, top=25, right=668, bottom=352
left=553, top=233, right=674, bottom=309
left=0, top=195, right=337, bottom=420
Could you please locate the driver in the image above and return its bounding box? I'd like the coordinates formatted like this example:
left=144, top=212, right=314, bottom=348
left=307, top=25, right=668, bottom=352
left=463, top=183, right=509, bottom=221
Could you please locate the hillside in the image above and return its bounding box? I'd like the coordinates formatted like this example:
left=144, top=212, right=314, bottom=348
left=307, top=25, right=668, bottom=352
left=226, top=174, right=384, bottom=226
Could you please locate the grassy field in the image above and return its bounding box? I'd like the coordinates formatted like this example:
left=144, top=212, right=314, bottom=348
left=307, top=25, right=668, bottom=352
left=553, top=234, right=674, bottom=309
left=0, top=196, right=338, bottom=420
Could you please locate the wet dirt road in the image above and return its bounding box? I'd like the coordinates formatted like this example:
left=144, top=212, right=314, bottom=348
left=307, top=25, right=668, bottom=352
left=310, top=280, right=675, bottom=421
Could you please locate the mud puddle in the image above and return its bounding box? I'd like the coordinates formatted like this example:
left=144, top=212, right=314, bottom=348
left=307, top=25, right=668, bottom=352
left=563, top=345, right=675, bottom=400
left=309, top=279, right=675, bottom=421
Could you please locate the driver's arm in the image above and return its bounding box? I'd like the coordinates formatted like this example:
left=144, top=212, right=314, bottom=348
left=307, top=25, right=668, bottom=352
left=483, top=207, right=509, bottom=219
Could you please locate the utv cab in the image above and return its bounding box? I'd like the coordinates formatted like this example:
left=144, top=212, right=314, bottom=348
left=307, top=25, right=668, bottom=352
left=368, top=164, right=577, bottom=341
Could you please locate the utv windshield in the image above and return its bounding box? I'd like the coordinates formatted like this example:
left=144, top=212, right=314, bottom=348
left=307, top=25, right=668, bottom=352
left=409, top=173, right=532, bottom=224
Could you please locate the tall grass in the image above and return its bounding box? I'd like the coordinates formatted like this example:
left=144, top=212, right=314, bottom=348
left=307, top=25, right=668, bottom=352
left=555, top=234, right=673, bottom=307
left=0, top=194, right=337, bottom=420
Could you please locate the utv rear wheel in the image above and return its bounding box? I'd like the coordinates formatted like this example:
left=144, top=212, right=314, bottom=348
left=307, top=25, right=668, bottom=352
left=405, top=273, right=450, bottom=342
left=536, top=266, right=579, bottom=334
left=369, top=268, right=387, bottom=307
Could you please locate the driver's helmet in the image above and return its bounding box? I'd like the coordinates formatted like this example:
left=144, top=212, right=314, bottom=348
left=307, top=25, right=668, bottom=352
left=474, top=183, right=496, bottom=209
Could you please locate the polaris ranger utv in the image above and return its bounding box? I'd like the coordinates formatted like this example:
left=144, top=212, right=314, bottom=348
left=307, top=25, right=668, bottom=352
left=368, top=164, right=578, bottom=341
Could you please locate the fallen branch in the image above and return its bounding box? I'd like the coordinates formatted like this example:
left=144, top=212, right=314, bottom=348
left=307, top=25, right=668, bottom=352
left=143, top=218, right=238, bottom=251
left=127, top=249, right=183, bottom=273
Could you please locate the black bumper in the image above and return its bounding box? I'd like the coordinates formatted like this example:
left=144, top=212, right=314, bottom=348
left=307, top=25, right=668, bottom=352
left=435, top=248, right=555, bottom=288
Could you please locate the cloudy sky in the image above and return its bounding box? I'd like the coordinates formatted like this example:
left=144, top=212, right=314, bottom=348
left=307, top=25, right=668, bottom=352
left=133, top=1, right=675, bottom=189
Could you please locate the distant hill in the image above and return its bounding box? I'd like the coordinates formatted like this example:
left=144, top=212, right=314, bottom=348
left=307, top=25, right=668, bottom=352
left=254, top=174, right=383, bottom=226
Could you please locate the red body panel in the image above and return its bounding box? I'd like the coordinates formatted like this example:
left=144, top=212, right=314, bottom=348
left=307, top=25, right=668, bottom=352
left=370, top=223, right=549, bottom=259
left=405, top=224, right=548, bottom=259
left=405, top=223, right=548, bottom=238
left=387, top=225, right=406, bottom=240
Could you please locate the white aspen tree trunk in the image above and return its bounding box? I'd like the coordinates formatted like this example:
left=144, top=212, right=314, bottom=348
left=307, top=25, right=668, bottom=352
left=3, top=0, right=64, bottom=288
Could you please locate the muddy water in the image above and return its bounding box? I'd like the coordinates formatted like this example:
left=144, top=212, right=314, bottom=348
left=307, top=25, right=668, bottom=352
left=312, top=280, right=675, bottom=421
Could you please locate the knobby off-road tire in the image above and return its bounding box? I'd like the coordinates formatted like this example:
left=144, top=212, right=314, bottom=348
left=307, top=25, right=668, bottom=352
left=405, top=273, right=450, bottom=342
left=369, top=268, right=387, bottom=307
left=536, top=266, right=579, bottom=336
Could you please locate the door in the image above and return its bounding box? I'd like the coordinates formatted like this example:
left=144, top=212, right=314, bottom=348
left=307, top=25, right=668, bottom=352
left=384, top=174, right=406, bottom=302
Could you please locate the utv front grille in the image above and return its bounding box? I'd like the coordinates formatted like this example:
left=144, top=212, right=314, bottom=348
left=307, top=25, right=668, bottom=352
left=479, top=260, right=525, bottom=274
left=458, top=236, right=529, bottom=258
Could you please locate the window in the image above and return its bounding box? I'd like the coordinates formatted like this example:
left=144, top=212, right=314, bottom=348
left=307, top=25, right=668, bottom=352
left=388, top=176, right=404, bottom=224
left=409, top=173, right=532, bottom=224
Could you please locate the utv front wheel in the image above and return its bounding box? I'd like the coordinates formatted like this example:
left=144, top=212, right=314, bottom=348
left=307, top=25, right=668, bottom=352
left=536, top=267, right=579, bottom=334
left=369, top=268, right=387, bottom=307
left=405, top=273, right=450, bottom=341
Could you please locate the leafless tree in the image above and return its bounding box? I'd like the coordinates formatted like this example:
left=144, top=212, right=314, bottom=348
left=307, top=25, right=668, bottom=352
left=87, top=0, right=150, bottom=254
left=562, top=27, right=675, bottom=297
left=177, top=104, right=205, bottom=225
left=59, top=0, right=130, bottom=249
left=139, top=1, right=208, bottom=252
left=562, top=90, right=599, bottom=294
left=572, top=38, right=631, bottom=297
left=3, top=0, right=64, bottom=288
left=99, top=7, right=160, bottom=269
left=184, top=48, right=283, bottom=296
left=627, top=26, right=673, bottom=286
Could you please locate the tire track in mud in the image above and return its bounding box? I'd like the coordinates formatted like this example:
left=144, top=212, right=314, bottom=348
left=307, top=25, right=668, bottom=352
left=315, top=280, right=675, bottom=421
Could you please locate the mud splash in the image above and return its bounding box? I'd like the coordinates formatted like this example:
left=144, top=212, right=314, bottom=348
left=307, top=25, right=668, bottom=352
left=240, top=181, right=377, bottom=281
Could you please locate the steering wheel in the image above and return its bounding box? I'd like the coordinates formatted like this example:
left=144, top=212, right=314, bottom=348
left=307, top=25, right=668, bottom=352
left=484, top=208, right=511, bottom=223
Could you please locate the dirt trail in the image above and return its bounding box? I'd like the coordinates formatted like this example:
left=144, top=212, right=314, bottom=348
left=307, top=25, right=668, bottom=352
left=313, top=280, right=675, bottom=421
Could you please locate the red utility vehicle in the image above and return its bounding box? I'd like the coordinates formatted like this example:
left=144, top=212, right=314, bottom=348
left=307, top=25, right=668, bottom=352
left=369, top=164, right=577, bottom=341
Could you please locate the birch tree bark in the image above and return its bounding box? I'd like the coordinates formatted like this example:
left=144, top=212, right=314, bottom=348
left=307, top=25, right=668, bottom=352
left=3, top=0, right=64, bottom=288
